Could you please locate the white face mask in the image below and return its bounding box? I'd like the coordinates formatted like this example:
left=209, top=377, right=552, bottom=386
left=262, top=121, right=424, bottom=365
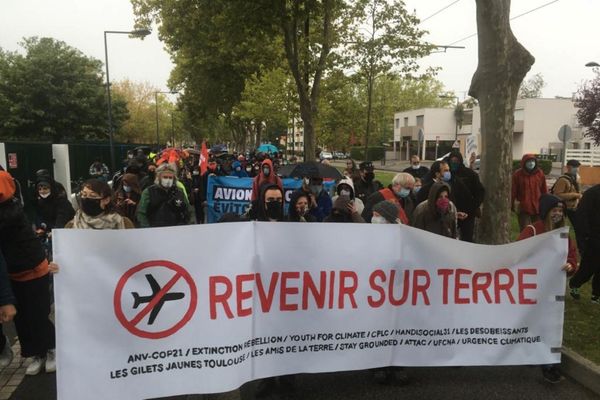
left=39, top=192, right=51, bottom=199
left=161, top=177, right=174, bottom=188
left=339, top=189, right=351, bottom=197
left=372, top=215, right=389, bottom=224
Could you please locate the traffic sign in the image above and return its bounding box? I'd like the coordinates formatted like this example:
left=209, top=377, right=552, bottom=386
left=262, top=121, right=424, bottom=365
left=557, top=125, right=572, bottom=142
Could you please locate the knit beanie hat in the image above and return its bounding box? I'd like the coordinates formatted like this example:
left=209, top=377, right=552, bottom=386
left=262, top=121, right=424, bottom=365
left=373, top=200, right=399, bottom=224
left=0, top=171, right=16, bottom=203
left=538, top=194, right=563, bottom=220
left=155, top=163, right=177, bottom=177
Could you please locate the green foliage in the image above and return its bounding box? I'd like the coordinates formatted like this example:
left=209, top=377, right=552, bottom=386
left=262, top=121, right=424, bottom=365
left=512, top=159, right=552, bottom=175
left=350, top=146, right=384, bottom=161
left=575, top=69, right=600, bottom=146
left=0, top=37, right=128, bottom=142
left=518, top=72, right=546, bottom=99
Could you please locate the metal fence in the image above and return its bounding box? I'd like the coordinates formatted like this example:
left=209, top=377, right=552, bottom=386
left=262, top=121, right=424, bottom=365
left=565, top=149, right=600, bottom=166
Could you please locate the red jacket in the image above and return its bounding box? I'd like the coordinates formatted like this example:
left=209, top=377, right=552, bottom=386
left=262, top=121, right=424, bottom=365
left=511, top=154, right=548, bottom=215
left=251, top=159, right=283, bottom=201
left=517, top=220, right=578, bottom=275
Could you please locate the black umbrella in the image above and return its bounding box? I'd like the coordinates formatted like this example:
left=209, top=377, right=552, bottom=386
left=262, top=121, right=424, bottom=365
left=279, top=161, right=343, bottom=180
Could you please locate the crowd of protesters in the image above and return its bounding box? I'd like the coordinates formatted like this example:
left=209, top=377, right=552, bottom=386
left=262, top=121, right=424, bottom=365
left=0, top=146, right=597, bottom=392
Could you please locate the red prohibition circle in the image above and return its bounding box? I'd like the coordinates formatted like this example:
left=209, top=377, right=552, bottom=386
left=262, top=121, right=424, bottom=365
left=113, top=260, right=198, bottom=339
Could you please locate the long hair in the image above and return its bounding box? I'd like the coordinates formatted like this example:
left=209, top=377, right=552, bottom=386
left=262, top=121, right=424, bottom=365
left=543, top=205, right=566, bottom=232
left=82, top=179, right=115, bottom=212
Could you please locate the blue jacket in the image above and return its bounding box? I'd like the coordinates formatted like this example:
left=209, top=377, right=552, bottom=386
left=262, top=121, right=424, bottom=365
left=311, top=190, right=333, bottom=222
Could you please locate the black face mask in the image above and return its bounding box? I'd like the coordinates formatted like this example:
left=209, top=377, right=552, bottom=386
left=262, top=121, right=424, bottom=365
left=364, top=172, right=374, bottom=182
left=265, top=200, right=282, bottom=220
left=81, top=198, right=104, bottom=217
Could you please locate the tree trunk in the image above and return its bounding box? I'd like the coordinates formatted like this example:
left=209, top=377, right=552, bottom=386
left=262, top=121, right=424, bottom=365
left=468, top=0, right=534, bottom=244
left=279, top=0, right=333, bottom=162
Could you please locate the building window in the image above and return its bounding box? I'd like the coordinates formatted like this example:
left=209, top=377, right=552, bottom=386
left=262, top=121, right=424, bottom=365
left=404, top=117, right=408, bottom=127
left=416, top=115, right=424, bottom=127
left=585, top=142, right=591, bottom=150
left=395, top=118, right=400, bottom=129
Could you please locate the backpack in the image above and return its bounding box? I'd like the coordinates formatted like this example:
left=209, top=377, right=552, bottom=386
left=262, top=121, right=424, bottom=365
left=550, top=175, right=574, bottom=195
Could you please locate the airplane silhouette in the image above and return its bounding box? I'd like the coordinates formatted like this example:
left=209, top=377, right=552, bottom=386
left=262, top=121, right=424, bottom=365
left=132, top=274, right=185, bottom=325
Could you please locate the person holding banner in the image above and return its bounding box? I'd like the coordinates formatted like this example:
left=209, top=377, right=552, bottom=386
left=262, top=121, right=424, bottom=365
left=0, top=170, right=56, bottom=376
left=411, top=182, right=458, bottom=238
left=517, top=193, right=577, bottom=383
left=0, top=251, right=17, bottom=368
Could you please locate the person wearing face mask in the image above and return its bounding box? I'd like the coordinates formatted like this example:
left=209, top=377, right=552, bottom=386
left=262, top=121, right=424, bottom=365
left=229, top=161, right=249, bottom=178
left=65, top=179, right=134, bottom=229
left=137, top=163, right=195, bottom=228
left=411, top=182, right=458, bottom=238
left=140, top=162, right=157, bottom=191
left=517, top=194, right=577, bottom=384
left=353, top=162, right=383, bottom=203
left=416, top=161, right=449, bottom=204
left=332, top=178, right=364, bottom=215
left=551, top=159, right=582, bottom=239
left=33, top=177, right=75, bottom=232
left=0, top=170, right=56, bottom=376
left=287, top=191, right=316, bottom=222
left=324, top=195, right=365, bottom=223
left=371, top=201, right=401, bottom=224
left=362, top=173, right=414, bottom=224
left=413, top=178, right=423, bottom=195
left=250, top=159, right=283, bottom=202
left=512, top=154, right=548, bottom=231
left=403, top=155, right=429, bottom=180
left=115, top=174, right=142, bottom=226
left=297, top=174, right=333, bottom=222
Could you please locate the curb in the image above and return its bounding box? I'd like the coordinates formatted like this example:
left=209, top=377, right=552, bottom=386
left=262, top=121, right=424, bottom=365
left=562, top=347, right=600, bottom=395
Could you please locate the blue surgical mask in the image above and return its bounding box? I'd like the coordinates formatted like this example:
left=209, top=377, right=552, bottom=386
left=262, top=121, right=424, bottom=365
left=414, top=186, right=421, bottom=193
left=442, top=171, right=452, bottom=182
left=123, top=185, right=132, bottom=193
left=571, top=167, right=579, bottom=175
left=525, top=160, right=536, bottom=170
left=397, top=188, right=411, bottom=198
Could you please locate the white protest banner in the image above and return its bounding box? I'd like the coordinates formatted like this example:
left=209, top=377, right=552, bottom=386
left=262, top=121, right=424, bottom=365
left=54, top=223, right=568, bottom=400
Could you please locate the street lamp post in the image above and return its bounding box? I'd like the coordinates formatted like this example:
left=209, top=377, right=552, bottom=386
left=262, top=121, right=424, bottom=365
left=104, top=28, right=151, bottom=173
left=154, top=90, right=179, bottom=148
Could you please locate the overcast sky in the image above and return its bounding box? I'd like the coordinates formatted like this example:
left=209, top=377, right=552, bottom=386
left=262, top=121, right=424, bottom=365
left=1, top=0, right=599, bottom=100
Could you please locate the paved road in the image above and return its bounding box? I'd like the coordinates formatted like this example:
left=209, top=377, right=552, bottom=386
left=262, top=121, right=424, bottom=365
left=9, top=365, right=600, bottom=400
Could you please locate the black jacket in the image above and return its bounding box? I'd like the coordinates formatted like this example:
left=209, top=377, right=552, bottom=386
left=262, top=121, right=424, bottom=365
left=35, top=193, right=75, bottom=230
left=403, top=166, right=429, bottom=180
left=0, top=198, right=46, bottom=275
left=448, top=152, right=485, bottom=210
left=576, top=184, right=600, bottom=243
left=0, top=251, right=16, bottom=306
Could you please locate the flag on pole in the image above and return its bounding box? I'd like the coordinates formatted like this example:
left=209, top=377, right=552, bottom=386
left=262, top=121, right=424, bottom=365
left=199, top=141, right=209, bottom=175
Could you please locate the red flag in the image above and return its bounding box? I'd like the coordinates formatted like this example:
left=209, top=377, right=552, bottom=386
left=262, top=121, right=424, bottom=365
left=199, top=141, right=209, bottom=175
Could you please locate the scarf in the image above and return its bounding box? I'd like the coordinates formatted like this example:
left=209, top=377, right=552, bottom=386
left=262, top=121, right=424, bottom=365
left=72, top=210, right=126, bottom=229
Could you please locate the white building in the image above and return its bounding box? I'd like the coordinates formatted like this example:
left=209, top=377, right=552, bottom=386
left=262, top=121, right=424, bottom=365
left=393, top=98, right=593, bottom=161
left=283, top=117, right=304, bottom=157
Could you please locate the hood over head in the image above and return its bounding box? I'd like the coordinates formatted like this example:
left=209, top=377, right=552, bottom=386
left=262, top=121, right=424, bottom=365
left=539, top=194, right=565, bottom=220
left=336, top=177, right=355, bottom=198
left=427, top=181, right=451, bottom=215
left=520, top=153, right=538, bottom=168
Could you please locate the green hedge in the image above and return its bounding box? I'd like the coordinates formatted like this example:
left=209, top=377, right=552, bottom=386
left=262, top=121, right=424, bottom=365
left=512, top=159, right=552, bottom=175
left=350, top=146, right=384, bottom=161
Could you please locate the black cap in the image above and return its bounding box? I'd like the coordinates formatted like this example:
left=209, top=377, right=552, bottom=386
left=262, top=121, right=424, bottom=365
left=566, top=159, right=581, bottom=167
left=359, top=161, right=374, bottom=171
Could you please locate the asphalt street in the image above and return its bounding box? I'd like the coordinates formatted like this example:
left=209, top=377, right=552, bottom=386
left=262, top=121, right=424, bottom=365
left=9, top=365, right=600, bottom=400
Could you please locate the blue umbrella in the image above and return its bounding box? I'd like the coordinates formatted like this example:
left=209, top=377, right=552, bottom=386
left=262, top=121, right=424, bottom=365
left=257, top=143, right=279, bottom=154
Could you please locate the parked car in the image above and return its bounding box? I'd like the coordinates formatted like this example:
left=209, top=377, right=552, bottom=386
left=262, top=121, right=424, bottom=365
left=319, top=151, right=333, bottom=160
left=333, top=151, right=347, bottom=159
